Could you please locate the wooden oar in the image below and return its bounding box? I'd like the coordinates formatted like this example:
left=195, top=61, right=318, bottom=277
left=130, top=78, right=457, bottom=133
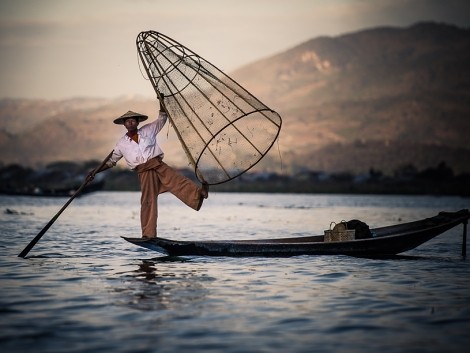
left=18, top=150, right=114, bottom=258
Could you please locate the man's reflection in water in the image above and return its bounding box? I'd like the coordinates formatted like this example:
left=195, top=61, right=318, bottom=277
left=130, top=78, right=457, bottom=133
left=112, top=257, right=212, bottom=312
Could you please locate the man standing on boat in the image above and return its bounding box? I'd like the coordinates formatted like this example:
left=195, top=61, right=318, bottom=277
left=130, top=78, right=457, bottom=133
left=87, top=95, right=209, bottom=239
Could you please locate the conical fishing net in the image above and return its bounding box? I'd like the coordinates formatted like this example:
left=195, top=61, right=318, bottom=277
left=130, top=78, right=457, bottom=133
left=136, top=31, right=282, bottom=185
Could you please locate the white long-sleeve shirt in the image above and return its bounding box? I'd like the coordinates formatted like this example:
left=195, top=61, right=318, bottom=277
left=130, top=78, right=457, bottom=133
left=107, top=111, right=168, bottom=170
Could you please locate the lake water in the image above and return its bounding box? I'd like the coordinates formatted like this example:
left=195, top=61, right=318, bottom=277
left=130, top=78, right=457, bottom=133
left=1, top=192, right=469, bottom=353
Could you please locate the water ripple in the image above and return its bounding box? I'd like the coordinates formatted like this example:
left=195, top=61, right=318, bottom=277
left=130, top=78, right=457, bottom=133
left=1, top=192, right=470, bottom=353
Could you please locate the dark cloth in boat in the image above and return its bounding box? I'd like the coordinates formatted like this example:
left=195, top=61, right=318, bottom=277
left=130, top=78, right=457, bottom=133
left=346, top=219, right=373, bottom=239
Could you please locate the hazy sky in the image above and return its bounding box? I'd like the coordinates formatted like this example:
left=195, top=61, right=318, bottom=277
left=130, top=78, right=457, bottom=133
left=1, top=0, right=469, bottom=100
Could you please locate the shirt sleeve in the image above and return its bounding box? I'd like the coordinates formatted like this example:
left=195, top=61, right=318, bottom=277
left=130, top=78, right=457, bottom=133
left=141, top=110, right=168, bottom=136
left=106, top=146, right=123, bottom=167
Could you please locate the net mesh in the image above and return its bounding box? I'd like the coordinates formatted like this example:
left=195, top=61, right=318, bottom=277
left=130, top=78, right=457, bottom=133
left=136, top=31, right=282, bottom=185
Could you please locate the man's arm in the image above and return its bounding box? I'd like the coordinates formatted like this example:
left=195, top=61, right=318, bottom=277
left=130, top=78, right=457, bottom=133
left=145, top=93, right=168, bottom=135
left=159, top=92, right=165, bottom=111
left=86, top=151, right=120, bottom=182
left=86, top=163, right=112, bottom=183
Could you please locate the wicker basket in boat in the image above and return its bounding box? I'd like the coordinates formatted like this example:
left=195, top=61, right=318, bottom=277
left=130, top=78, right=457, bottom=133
left=324, top=221, right=356, bottom=242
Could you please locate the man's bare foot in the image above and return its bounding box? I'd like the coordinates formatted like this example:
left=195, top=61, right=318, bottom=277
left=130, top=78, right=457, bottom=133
left=196, top=184, right=209, bottom=211
left=201, top=183, right=209, bottom=199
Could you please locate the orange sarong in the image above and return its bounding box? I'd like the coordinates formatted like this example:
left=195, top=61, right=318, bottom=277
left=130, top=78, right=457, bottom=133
left=135, top=157, right=202, bottom=237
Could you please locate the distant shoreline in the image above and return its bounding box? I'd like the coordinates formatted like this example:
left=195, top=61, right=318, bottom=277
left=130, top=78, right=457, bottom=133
left=2, top=161, right=469, bottom=198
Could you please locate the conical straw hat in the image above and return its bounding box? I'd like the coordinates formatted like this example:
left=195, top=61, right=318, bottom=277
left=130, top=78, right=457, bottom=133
left=113, top=110, right=148, bottom=125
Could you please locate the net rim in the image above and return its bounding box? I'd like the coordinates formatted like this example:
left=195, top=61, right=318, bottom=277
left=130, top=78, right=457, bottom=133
left=194, top=108, right=282, bottom=185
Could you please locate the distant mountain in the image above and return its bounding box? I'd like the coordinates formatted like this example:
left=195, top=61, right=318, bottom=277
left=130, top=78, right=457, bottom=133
left=231, top=21, right=470, bottom=174
left=1, top=22, right=469, bottom=175
left=0, top=96, right=190, bottom=168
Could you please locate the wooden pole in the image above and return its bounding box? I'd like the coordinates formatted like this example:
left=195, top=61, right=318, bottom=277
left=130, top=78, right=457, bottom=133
left=18, top=150, right=114, bottom=258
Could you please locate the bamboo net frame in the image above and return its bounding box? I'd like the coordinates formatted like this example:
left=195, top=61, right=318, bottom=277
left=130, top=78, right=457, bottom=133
left=136, top=31, right=282, bottom=185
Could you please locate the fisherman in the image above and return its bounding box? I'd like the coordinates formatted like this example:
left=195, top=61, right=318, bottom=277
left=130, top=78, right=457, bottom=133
left=87, top=95, right=208, bottom=239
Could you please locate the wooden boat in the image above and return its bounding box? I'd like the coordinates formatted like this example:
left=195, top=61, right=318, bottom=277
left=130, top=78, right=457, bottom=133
left=123, top=209, right=469, bottom=257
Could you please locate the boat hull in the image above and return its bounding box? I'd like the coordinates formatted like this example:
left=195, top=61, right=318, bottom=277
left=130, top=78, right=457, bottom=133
left=123, top=209, right=469, bottom=257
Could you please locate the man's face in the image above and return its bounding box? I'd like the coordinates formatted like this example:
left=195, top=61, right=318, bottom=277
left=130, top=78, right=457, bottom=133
left=124, top=118, right=139, bottom=131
